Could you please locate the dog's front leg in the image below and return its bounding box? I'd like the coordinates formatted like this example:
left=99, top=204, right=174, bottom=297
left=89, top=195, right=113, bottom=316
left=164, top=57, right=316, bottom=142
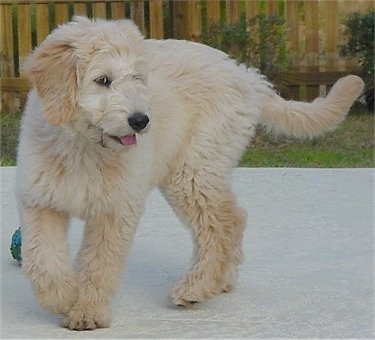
left=62, top=214, right=138, bottom=331
left=20, top=206, right=78, bottom=315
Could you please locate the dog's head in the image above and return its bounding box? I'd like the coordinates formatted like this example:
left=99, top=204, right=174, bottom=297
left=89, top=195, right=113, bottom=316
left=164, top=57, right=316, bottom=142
left=24, top=16, right=150, bottom=150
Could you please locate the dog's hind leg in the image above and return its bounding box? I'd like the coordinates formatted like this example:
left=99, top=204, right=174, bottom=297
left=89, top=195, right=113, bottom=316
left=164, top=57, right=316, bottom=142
left=161, top=166, right=246, bottom=306
left=20, top=207, right=78, bottom=314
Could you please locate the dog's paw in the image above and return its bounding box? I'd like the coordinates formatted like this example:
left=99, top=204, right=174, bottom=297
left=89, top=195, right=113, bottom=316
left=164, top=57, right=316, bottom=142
left=170, top=264, right=239, bottom=306
left=170, top=275, right=222, bottom=306
left=36, top=277, right=78, bottom=315
left=62, top=302, right=110, bottom=331
left=170, top=279, right=202, bottom=306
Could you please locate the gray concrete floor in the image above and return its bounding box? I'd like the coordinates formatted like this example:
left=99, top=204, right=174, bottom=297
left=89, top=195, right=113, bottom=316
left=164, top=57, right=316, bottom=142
left=1, top=167, right=373, bottom=338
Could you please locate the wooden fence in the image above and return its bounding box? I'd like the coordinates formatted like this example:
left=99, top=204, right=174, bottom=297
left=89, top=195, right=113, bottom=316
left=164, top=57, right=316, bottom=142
left=1, top=0, right=373, bottom=112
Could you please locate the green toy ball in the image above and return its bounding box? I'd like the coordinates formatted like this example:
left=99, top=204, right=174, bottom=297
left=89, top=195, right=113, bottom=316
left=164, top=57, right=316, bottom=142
left=10, top=227, right=22, bottom=264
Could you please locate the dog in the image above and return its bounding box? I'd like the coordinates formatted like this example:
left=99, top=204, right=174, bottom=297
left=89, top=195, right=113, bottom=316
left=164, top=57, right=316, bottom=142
left=16, top=16, right=363, bottom=331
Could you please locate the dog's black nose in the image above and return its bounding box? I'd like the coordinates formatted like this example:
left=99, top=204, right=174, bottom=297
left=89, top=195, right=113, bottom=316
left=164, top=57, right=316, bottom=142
left=128, top=112, right=149, bottom=132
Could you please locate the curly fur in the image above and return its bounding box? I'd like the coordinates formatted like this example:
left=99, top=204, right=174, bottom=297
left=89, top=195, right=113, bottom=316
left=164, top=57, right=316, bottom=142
left=16, top=16, right=364, bottom=331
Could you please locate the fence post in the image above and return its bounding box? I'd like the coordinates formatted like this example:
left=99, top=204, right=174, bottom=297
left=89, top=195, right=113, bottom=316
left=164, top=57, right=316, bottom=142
left=304, top=0, right=319, bottom=100
left=111, top=2, right=126, bottom=19
left=55, top=2, right=70, bottom=26
left=149, top=0, right=164, bottom=39
left=206, top=0, right=220, bottom=28
left=0, top=2, right=16, bottom=111
left=285, top=0, right=300, bottom=99
left=323, top=0, right=338, bottom=71
left=246, top=1, right=258, bottom=18
left=17, top=3, right=32, bottom=77
left=130, top=1, right=145, bottom=32
left=172, top=1, right=187, bottom=39
left=74, top=3, right=88, bottom=17
left=36, top=3, right=50, bottom=45
left=92, top=2, right=107, bottom=18
left=226, top=0, right=240, bottom=25
left=186, top=0, right=201, bottom=41
left=266, top=0, right=278, bottom=16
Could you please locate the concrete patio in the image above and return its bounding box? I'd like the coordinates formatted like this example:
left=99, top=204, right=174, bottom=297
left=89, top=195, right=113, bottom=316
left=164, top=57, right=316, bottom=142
left=1, top=167, right=373, bottom=338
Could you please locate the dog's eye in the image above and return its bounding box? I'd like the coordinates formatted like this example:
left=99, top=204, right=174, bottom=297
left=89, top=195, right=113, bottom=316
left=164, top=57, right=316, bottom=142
left=133, top=74, right=144, bottom=83
left=95, top=76, right=112, bottom=87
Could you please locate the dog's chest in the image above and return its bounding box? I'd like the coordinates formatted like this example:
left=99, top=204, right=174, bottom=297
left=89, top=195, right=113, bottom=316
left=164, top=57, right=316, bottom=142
left=27, top=154, right=142, bottom=219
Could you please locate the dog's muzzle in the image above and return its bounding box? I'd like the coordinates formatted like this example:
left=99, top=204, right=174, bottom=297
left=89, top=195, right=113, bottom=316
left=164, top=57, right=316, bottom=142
left=92, top=112, right=150, bottom=149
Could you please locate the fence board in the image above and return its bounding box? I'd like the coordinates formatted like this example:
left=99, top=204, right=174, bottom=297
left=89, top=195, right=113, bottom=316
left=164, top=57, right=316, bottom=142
left=149, top=0, right=164, bottom=39
left=226, top=0, right=240, bottom=24
left=0, top=78, right=30, bottom=92
left=0, top=3, right=14, bottom=77
left=36, top=3, right=50, bottom=44
left=92, top=1, right=107, bottom=18
left=73, top=2, right=88, bottom=16
left=246, top=1, right=258, bottom=18
left=323, top=0, right=338, bottom=71
left=266, top=0, right=279, bottom=16
left=272, top=71, right=361, bottom=87
left=172, top=1, right=187, bottom=39
left=55, top=2, right=69, bottom=26
left=304, top=0, right=319, bottom=100
left=111, top=2, right=126, bottom=20
left=206, top=0, right=220, bottom=27
left=0, top=3, right=16, bottom=111
left=130, top=0, right=144, bottom=32
left=17, top=3, right=32, bottom=77
left=186, top=0, right=201, bottom=41
left=285, top=0, right=300, bottom=99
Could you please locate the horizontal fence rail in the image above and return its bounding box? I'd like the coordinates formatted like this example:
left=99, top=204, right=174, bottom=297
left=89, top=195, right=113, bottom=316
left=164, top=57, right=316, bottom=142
left=1, top=0, right=373, bottom=112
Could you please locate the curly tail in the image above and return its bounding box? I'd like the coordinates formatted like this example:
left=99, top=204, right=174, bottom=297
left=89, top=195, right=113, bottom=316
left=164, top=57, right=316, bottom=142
left=258, top=75, right=364, bottom=139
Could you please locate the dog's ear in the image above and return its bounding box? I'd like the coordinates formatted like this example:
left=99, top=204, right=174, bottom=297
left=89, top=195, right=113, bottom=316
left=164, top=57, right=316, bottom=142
left=24, top=29, right=78, bottom=125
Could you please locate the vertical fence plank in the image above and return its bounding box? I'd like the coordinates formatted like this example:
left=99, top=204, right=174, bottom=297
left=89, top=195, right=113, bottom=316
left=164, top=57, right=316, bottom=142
left=36, top=3, right=50, bottom=44
left=186, top=0, right=201, bottom=41
left=130, top=1, right=145, bottom=32
left=0, top=3, right=16, bottom=111
left=323, top=0, right=338, bottom=71
left=266, top=0, right=278, bottom=16
left=172, top=1, right=187, bottom=39
left=285, top=0, right=299, bottom=62
left=74, top=2, right=88, bottom=16
left=246, top=1, right=258, bottom=19
left=285, top=0, right=300, bottom=99
left=111, top=2, right=126, bottom=19
left=16, top=3, right=32, bottom=109
left=92, top=1, right=107, bottom=18
left=304, top=0, right=319, bottom=100
left=226, top=0, right=240, bottom=24
left=17, top=3, right=32, bottom=76
left=1, top=3, right=14, bottom=77
left=149, top=0, right=164, bottom=38
left=55, top=2, right=70, bottom=25
left=206, top=0, right=220, bottom=28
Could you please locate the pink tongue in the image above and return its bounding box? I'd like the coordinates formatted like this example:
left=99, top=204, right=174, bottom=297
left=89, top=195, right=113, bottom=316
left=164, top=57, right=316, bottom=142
left=119, top=135, right=137, bottom=146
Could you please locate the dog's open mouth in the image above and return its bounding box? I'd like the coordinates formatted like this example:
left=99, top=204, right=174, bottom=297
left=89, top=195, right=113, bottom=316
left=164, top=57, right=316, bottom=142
left=108, top=134, right=137, bottom=146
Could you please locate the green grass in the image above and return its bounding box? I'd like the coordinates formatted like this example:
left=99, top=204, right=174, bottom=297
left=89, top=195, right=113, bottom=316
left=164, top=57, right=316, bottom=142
left=0, top=111, right=22, bottom=166
left=0, top=110, right=374, bottom=167
left=240, top=112, right=374, bottom=167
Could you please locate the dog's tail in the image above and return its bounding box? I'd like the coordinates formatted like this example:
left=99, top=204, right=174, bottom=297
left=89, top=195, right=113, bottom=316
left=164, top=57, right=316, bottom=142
left=257, top=75, right=364, bottom=139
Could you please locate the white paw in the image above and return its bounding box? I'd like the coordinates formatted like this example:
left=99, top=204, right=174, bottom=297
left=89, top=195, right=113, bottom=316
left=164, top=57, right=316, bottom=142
left=170, top=263, right=239, bottom=306
left=62, top=302, right=110, bottom=331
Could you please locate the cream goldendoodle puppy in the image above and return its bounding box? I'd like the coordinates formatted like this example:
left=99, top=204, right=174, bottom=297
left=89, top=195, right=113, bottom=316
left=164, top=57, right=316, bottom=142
left=17, top=17, right=363, bottom=330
